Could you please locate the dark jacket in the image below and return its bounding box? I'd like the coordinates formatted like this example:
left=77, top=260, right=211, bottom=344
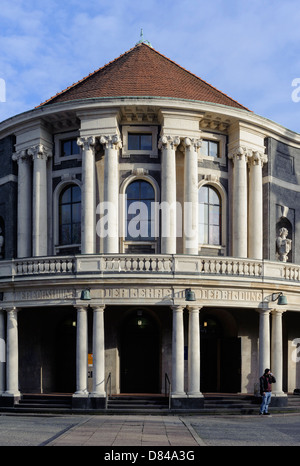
left=260, top=373, right=276, bottom=395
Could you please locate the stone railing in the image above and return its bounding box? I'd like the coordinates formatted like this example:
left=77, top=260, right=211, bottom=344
left=0, top=254, right=299, bottom=283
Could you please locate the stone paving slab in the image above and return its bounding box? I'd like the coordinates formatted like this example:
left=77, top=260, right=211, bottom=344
left=47, top=415, right=203, bottom=447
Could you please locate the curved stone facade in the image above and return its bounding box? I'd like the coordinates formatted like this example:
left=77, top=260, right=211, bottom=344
left=0, top=43, right=300, bottom=408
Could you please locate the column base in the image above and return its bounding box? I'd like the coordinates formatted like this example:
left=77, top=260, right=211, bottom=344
left=171, top=395, right=204, bottom=410
left=187, top=392, right=204, bottom=398
left=270, top=393, right=288, bottom=407
left=0, top=393, right=21, bottom=407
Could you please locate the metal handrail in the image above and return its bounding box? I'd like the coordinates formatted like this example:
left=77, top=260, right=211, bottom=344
left=165, top=373, right=171, bottom=410
left=105, top=372, right=112, bottom=409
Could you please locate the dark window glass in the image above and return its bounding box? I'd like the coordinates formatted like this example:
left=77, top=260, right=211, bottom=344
left=128, top=133, right=152, bottom=151
left=198, top=186, right=221, bottom=245
left=59, top=185, right=81, bottom=245
left=61, top=139, right=80, bottom=157
left=201, top=140, right=219, bottom=157
left=126, top=180, right=155, bottom=241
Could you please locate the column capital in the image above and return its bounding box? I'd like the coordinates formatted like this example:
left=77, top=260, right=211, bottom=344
left=248, top=150, right=268, bottom=167
left=183, top=137, right=202, bottom=151
left=171, top=305, right=185, bottom=312
left=77, top=136, right=96, bottom=151
left=228, top=145, right=251, bottom=163
left=12, top=149, right=29, bottom=163
left=28, top=144, right=52, bottom=161
left=187, top=305, right=202, bottom=312
left=158, top=135, right=180, bottom=150
left=100, top=134, right=122, bottom=150
left=270, top=308, right=286, bottom=316
left=91, top=305, right=105, bottom=312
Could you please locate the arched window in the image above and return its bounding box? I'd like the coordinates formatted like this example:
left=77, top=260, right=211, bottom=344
left=59, top=185, right=81, bottom=246
left=198, top=185, right=221, bottom=245
left=125, top=180, right=155, bottom=241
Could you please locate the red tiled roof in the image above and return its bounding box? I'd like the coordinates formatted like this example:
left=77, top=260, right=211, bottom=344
left=38, top=43, right=250, bottom=111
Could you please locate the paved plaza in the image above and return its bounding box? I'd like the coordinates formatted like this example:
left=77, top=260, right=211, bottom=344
left=0, top=413, right=299, bottom=448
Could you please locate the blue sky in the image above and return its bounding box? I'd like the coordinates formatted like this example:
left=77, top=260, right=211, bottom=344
left=1, top=0, right=300, bottom=133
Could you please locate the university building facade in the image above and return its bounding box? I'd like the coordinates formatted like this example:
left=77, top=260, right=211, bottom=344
left=0, top=41, right=300, bottom=409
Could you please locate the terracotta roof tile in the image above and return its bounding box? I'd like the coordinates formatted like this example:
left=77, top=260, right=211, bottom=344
left=37, top=43, right=250, bottom=111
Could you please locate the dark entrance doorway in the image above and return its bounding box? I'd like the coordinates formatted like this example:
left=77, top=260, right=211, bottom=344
left=120, top=311, right=159, bottom=393
left=55, top=316, right=76, bottom=393
left=200, top=315, right=241, bottom=393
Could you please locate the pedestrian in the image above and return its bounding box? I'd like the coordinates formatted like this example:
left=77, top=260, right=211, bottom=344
left=259, top=368, right=276, bottom=415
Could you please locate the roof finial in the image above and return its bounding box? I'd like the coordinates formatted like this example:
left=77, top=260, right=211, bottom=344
left=135, top=28, right=152, bottom=47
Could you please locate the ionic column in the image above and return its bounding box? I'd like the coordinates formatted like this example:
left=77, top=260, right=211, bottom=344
left=28, top=144, right=51, bottom=257
left=0, top=309, right=5, bottom=394
left=171, top=305, right=186, bottom=397
left=100, top=134, right=122, bottom=253
left=74, top=306, right=88, bottom=397
left=184, top=138, right=201, bottom=255
left=3, top=308, right=20, bottom=398
left=271, top=309, right=286, bottom=395
left=187, top=306, right=203, bottom=397
left=159, top=136, right=180, bottom=254
left=248, top=151, right=267, bottom=260
left=12, top=150, right=32, bottom=258
left=229, top=147, right=248, bottom=258
left=258, top=309, right=270, bottom=377
left=77, top=137, right=96, bottom=254
left=90, top=306, right=106, bottom=397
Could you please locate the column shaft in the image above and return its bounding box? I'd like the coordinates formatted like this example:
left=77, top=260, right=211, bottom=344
left=78, top=137, right=96, bottom=254
left=159, top=136, right=179, bottom=254
left=184, top=138, right=200, bottom=254
left=74, top=306, right=88, bottom=396
left=187, top=306, right=203, bottom=397
left=4, top=308, right=20, bottom=397
left=91, top=306, right=106, bottom=397
left=0, top=309, right=5, bottom=394
left=249, top=152, right=266, bottom=259
left=258, top=309, right=270, bottom=377
left=101, top=135, right=121, bottom=253
left=171, top=306, right=186, bottom=396
left=230, top=148, right=248, bottom=258
left=271, top=309, right=285, bottom=395
left=13, top=151, right=32, bottom=258
left=28, top=145, right=50, bottom=257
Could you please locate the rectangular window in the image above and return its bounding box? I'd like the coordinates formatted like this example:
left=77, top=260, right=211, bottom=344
left=61, top=139, right=80, bottom=157
left=201, top=140, right=219, bottom=157
left=128, top=133, right=152, bottom=151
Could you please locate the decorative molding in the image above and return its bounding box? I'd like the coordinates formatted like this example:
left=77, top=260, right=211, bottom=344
left=77, top=136, right=96, bottom=151
left=100, top=134, right=122, bottom=150
left=158, top=135, right=180, bottom=150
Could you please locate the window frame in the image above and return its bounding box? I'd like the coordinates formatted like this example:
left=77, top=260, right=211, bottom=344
left=122, top=125, right=158, bottom=158
left=54, top=131, right=81, bottom=164
left=59, top=184, right=81, bottom=247
left=199, top=133, right=226, bottom=166
left=197, top=180, right=227, bottom=254
left=198, top=185, right=221, bottom=246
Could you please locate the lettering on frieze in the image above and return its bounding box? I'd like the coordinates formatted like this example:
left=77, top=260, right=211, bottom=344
left=15, top=289, right=76, bottom=301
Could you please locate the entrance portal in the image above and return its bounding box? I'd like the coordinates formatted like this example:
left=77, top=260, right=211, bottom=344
left=120, top=311, right=159, bottom=393
left=200, top=315, right=241, bottom=393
